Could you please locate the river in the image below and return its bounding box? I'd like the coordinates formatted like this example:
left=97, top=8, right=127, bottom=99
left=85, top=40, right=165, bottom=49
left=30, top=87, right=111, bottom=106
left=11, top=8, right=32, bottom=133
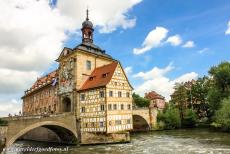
left=3, top=128, right=230, bottom=154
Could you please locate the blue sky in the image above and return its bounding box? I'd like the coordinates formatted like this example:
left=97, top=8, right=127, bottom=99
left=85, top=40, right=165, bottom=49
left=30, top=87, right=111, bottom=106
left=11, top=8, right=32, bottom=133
left=63, top=0, right=230, bottom=94
left=0, top=0, right=229, bottom=116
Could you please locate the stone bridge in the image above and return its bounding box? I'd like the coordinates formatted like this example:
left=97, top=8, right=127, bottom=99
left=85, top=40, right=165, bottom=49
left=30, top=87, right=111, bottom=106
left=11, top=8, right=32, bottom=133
left=0, top=108, right=157, bottom=148
left=132, top=107, right=158, bottom=131
left=1, top=113, right=78, bottom=147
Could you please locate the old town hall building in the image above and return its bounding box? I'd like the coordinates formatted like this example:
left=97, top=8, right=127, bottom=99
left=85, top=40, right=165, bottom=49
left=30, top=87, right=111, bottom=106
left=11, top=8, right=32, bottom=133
left=22, top=10, right=133, bottom=144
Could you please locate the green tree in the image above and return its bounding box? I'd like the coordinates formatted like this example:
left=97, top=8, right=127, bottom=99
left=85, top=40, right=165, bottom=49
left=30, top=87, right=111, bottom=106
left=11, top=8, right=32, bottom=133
left=157, top=104, right=181, bottom=129
left=209, top=62, right=230, bottom=95
left=190, top=77, right=210, bottom=119
left=182, top=109, right=198, bottom=128
left=171, top=83, right=188, bottom=120
left=207, top=62, right=230, bottom=117
left=132, top=93, right=150, bottom=108
left=214, top=97, right=230, bottom=131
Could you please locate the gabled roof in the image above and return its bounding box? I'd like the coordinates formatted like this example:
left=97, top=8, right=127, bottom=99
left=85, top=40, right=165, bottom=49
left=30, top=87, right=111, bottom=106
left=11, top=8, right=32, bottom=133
left=23, top=70, right=58, bottom=98
left=56, top=47, right=73, bottom=62
left=145, top=91, right=165, bottom=100
left=74, top=42, right=113, bottom=59
left=79, top=62, right=118, bottom=91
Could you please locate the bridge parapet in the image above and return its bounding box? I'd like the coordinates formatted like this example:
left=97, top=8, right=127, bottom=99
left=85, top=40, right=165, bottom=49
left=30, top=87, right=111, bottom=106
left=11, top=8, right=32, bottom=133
left=2, top=112, right=75, bottom=121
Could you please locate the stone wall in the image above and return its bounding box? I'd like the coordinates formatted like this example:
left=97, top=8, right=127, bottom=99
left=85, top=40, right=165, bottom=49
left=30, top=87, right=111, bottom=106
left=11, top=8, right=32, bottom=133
left=0, top=126, right=8, bottom=151
left=81, top=132, right=130, bottom=145
left=19, top=127, right=61, bottom=143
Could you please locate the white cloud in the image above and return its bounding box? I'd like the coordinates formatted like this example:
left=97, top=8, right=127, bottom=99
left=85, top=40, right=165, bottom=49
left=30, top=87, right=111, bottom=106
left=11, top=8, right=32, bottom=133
left=134, top=63, right=198, bottom=101
left=0, top=69, right=39, bottom=94
left=0, top=0, right=142, bottom=116
left=133, top=27, right=168, bottom=55
left=0, top=99, right=22, bottom=117
left=198, top=48, right=209, bottom=54
left=124, top=66, right=133, bottom=76
left=182, top=41, right=195, bottom=48
left=166, top=35, right=182, bottom=46
left=173, top=72, right=198, bottom=83
left=57, top=0, right=142, bottom=33
left=133, top=62, right=174, bottom=80
left=226, top=21, right=230, bottom=35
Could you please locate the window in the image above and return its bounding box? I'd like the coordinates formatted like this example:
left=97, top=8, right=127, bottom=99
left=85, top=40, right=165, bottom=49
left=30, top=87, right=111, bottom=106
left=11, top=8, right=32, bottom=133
left=99, top=91, right=105, bottom=98
left=115, top=120, right=122, bottom=125
left=92, top=122, right=95, bottom=127
left=126, top=92, right=130, bottom=98
left=109, top=91, right=113, bottom=97
left=118, top=91, right=122, bottom=97
left=127, top=119, right=131, bottom=124
left=127, top=104, right=131, bottom=110
left=99, top=122, right=104, bottom=127
left=54, top=104, right=56, bottom=112
left=100, top=104, right=105, bottom=111
left=89, top=77, right=94, bottom=81
left=108, top=104, right=112, bottom=110
left=113, top=104, right=117, bottom=110
left=109, top=121, right=112, bottom=126
left=121, top=104, right=124, bottom=110
left=48, top=105, right=51, bottom=112
left=86, top=60, right=91, bottom=70
left=102, top=73, right=108, bottom=78
left=81, top=107, right=85, bottom=113
left=80, top=94, right=85, bottom=101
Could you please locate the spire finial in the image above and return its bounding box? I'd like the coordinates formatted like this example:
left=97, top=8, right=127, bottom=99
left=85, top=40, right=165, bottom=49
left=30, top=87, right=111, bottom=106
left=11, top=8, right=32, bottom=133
left=86, top=8, right=89, bottom=21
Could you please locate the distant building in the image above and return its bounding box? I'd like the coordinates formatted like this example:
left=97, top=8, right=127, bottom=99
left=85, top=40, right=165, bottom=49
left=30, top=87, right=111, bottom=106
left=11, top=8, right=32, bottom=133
left=21, top=9, right=133, bottom=143
left=145, top=91, right=166, bottom=110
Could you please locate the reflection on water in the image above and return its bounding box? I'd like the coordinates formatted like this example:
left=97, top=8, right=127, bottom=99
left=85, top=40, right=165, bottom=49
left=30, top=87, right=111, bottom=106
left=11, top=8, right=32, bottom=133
left=4, top=128, right=230, bottom=154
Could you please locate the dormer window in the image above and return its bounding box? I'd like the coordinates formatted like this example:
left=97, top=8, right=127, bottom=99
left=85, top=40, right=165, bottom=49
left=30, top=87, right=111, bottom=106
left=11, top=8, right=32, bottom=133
left=89, top=77, right=94, bottom=81
left=102, top=73, right=109, bottom=78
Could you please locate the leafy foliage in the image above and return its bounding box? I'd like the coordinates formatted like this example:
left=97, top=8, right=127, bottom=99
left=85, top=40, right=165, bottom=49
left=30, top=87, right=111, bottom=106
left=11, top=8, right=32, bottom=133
left=132, top=93, right=150, bottom=108
left=214, top=97, right=230, bottom=131
left=190, top=77, right=210, bottom=119
left=208, top=62, right=230, bottom=95
left=182, top=109, right=198, bottom=128
left=171, top=84, right=188, bottom=120
left=0, top=118, right=8, bottom=126
left=157, top=104, right=181, bottom=129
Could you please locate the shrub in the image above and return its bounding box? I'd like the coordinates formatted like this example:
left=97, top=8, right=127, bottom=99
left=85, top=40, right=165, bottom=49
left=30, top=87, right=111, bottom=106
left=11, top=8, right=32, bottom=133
left=157, top=105, right=181, bottom=129
left=214, top=97, right=230, bottom=131
left=0, top=119, right=8, bottom=126
left=182, top=109, right=198, bottom=128
left=132, top=93, right=150, bottom=108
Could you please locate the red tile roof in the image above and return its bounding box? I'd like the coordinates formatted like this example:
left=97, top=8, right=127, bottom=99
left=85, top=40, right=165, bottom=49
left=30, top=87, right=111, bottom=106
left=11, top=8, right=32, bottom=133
left=145, top=91, right=165, bottom=100
left=79, top=62, right=118, bottom=91
left=25, top=70, right=58, bottom=96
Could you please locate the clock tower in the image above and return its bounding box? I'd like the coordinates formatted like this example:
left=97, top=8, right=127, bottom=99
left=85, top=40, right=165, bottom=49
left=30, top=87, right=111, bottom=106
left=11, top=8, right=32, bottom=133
left=81, top=9, right=94, bottom=43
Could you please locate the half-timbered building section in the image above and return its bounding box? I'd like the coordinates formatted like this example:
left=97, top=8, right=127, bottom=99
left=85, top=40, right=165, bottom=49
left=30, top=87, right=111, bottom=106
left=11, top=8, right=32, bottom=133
left=22, top=70, right=59, bottom=115
left=79, top=87, right=106, bottom=132
left=106, top=63, right=133, bottom=133
left=79, top=62, right=133, bottom=133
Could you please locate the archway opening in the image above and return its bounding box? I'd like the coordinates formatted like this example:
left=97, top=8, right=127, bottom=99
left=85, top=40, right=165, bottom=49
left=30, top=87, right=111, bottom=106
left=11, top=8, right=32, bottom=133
left=10, top=124, right=78, bottom=147
left=133, top=115, right=150, bottom=131
left=62, top=97, right=71, bottom=112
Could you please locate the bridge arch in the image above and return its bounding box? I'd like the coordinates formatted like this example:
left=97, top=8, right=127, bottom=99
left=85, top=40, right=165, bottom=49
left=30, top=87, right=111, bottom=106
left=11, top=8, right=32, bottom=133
left=6, top=121, right=78, bottom=147
left=133, top=115, right=150, bottom=131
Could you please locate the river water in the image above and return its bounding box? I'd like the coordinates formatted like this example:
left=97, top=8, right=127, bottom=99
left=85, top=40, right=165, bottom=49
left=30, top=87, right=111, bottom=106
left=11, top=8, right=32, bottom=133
left=4, top=128, right=230, bottom=154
